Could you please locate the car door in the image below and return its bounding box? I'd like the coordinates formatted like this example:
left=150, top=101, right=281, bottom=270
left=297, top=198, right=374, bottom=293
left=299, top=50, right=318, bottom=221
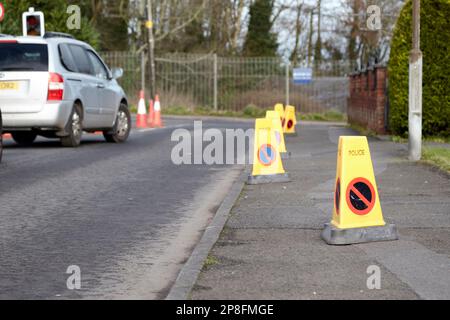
left=86, top=50, right=117, bottom=127
left=67, top=44, right=101, bottom=129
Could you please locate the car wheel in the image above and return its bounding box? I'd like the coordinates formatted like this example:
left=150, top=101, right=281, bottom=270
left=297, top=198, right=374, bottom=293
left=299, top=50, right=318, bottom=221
left=61, top=103, right=83, bottom=148
left=103, top=103, right=131, bottom=143
left=11, top=131, right=37, bottom=146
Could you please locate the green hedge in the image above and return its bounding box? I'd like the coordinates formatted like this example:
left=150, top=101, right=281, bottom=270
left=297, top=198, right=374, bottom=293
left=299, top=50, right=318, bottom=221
left=388, top=0, right=450, bottom=137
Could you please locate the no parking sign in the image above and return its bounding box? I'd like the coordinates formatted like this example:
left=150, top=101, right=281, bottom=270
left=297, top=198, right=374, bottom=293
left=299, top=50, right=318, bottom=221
left=258, top=144, right=277, bottom=167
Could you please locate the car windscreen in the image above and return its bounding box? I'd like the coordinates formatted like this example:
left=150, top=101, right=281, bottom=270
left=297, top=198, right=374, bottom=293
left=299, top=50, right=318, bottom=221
left=0, top=43, right=48, bottom=71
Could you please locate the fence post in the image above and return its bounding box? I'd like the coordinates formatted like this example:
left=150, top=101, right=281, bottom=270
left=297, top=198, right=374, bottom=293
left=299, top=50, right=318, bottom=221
left=213, top=54, right=218, bottom=111
left=141, top=52, right=146, bottom=93
left=285, top=62, right=290, bottom=106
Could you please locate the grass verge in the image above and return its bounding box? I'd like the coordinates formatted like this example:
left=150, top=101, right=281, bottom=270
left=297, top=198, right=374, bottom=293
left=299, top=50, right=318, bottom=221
left=147, top=105, right=346, bottom=122
left=422, top=147, right=450, bottom=174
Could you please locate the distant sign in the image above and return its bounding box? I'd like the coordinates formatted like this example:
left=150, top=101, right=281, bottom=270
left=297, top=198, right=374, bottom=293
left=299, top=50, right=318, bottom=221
left=293, top=68, right=313, bottom=85
left=0, top=3, right=5, bottom=22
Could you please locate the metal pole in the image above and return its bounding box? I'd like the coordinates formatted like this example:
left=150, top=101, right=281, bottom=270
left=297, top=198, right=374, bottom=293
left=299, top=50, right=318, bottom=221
left=409, top=0, right=422, bottom=161
left=286, top=62, right=290, bottom=106
left=213, top=54, right=218, bottom=111
left=147, top=0, right=156, bottom=98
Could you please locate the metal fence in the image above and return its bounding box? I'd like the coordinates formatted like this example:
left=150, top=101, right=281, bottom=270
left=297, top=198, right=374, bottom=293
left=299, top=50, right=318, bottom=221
left=100, top=52, right=351, bottom=114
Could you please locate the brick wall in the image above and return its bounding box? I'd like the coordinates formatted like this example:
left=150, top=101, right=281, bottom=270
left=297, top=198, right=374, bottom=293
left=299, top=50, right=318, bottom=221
left=347, top=66, right=388, bottom=134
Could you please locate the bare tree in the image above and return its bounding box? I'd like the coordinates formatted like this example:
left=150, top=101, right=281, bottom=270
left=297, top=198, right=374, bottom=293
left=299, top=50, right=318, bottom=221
left=289, top=1, right=305, bottom=66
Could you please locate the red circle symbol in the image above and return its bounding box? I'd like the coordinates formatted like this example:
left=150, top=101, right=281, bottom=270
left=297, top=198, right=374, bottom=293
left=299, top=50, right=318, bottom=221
left=0, top=3, right=4, bottom=22
left=346, top=178, right=376, bottom=215
left=287, top=119, right=294, bottom=129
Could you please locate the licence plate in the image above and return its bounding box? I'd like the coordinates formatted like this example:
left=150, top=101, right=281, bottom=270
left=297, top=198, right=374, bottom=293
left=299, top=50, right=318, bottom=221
left=0, top=81, right=20, bottom=90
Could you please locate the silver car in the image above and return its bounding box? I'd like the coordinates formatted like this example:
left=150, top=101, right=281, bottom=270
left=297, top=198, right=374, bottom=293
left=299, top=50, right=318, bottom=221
left=0, top=32, right=131, bottom=147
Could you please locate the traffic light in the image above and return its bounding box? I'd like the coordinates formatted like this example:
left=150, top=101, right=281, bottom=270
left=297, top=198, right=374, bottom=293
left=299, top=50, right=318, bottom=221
left=22, top=8, right=45, bottom=37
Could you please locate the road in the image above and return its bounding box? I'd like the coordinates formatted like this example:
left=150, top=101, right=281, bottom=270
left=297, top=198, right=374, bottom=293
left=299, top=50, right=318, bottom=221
left=0, top=117, right=251, bottom=299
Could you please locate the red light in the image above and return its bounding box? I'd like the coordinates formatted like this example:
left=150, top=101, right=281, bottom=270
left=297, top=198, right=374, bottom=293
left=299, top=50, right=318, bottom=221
left=0, top=40, right=18, bottom=43
left=47, top=72, right=64, bottom=101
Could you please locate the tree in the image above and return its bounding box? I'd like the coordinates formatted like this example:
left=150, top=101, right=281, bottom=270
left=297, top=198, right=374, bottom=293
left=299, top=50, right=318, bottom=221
left=388, top=0, right=450, bottom=137
left=243, top=0, right=278, bottom=57
left=0, top=0, right=99, bottom=48
left=313, top=0, right=322, bottom=68
left=74, top=0, right=129, bottom=51
left=342, top=0, right=404, bottom=69
left=289, top=1, right=305, bottom=66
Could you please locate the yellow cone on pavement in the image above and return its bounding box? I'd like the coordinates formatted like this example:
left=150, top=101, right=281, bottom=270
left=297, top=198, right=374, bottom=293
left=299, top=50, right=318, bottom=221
left=247, top=118, right=290, bottom=185
left=283, top=105, right=297, bottom=135
left=266, top=110, right=288, bottom=155
left=321, top=136, right=398, bottom=245
left=274, top=103, right=285, bottom=127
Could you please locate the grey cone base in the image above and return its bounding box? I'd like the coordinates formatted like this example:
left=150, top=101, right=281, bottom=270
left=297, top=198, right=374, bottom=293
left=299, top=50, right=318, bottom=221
left=281, top=152, right=291, bottom=160
left=321, top=223, right=398, bottom=245
left=247, top=173, right=291, bottom=185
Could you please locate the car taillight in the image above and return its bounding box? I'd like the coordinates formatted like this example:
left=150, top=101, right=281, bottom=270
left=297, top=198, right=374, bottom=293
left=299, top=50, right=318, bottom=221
left=48, top=72, right=64, bottom=101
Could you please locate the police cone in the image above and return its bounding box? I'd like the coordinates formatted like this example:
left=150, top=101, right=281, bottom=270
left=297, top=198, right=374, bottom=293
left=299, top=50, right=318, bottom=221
left=283, top=105, right=297, bottom=136
left=321, top=136, right=398, bottom=245
left=136, top=90, right=147, bottom=129
left=266, top=110, right=290, bottom=159
left=274, top=103, right=285, bottom=127
left=247, top=118, right=290, bottom=185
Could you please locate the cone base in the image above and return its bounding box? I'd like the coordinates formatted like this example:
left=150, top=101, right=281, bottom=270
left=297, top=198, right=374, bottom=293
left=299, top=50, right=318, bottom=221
left=247, top=173, right=291, bottom=185
left=281, top=152, right=291, bottom=160
left=285, top=132, right=298, bottom=137
left=321, top=223, right=398, bottom=246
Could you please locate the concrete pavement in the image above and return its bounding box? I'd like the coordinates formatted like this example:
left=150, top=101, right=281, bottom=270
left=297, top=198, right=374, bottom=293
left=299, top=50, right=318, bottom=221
left=191, top=122, right=450, bottom=300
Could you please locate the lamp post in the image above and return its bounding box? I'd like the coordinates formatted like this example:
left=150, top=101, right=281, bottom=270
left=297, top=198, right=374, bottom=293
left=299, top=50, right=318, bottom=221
left=147, top=0, right=156, bottom=99
left=408, top=0, right=422, bottom=161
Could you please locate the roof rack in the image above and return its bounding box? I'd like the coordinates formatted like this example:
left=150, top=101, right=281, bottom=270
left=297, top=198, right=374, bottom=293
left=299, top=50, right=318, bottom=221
left=43, top=32, right=75, bottom=39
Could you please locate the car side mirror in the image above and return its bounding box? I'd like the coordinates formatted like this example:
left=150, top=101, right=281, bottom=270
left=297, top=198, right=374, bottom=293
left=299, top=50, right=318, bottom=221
left=111, top=68, right=123, bottom=80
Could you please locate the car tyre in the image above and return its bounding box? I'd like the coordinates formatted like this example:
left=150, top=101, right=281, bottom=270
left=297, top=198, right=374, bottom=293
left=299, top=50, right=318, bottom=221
left=61, top=103, right=83, bottom=148
left=11, top=131, right=37, bottom=147
left=103, top=103, right=131, bottom=143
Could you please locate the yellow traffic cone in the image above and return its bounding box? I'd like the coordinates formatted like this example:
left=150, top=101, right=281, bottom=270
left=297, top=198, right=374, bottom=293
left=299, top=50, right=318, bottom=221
left=247, top=118, right=290, bottom=185
left=274, top=103, right=285, bottom=127
left=322, top=136, right=398, bottom=245
left=283, top=105, right=297, bottom=136
left=266, top=110, right=290, bottom=159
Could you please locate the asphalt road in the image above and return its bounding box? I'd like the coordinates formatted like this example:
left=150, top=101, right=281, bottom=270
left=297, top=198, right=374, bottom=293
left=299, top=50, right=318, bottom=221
left=0, top=117, right=251, bottom=299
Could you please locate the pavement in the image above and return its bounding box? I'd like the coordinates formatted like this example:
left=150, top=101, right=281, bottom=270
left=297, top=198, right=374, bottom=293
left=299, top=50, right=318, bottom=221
left=190, top=122, right=450, bottom=300
left=0, top=116, right=252, bottom=299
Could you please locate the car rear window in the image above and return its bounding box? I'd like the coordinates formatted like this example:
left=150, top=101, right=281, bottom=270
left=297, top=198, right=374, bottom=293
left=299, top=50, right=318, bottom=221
left=0, top=43, right=48, bottom=71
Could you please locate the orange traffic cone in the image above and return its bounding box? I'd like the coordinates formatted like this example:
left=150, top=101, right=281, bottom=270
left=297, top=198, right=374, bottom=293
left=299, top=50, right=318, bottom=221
left=153, top=95, right=164, bottom=128
left=147, top=99, right=155, bottom=128
left=136, top=90, right=147, bottom=128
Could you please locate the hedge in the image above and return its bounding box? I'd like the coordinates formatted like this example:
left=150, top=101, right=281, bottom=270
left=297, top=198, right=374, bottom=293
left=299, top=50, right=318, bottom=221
left=388, top=0, right=450, bottom=137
